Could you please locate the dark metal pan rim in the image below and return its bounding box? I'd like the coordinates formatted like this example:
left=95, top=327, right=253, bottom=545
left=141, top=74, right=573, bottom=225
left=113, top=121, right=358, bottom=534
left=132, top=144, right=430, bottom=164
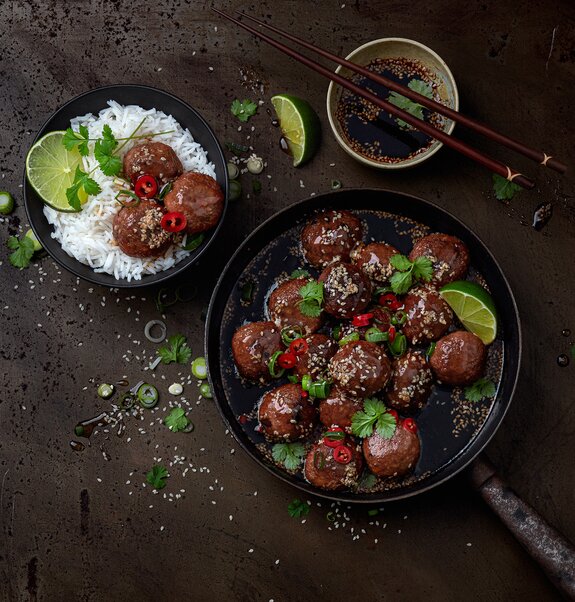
left=205, top=187, right=522, bottom=503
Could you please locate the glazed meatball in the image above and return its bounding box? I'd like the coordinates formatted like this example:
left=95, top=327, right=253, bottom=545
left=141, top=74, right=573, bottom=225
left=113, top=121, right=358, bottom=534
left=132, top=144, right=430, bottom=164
left=363, top=419, right=420, bottom=478
left=301, top=210, right=363, bottom=268
left=163, top=172, right=224, bottom=235
left=429, top=331, right=487, bottom=386
left=294, top=334, right=338, bottom=379
left=231, top=321, right=282, bottom=382
left=113, top=199, right=171, bottom=258
left=259, top=383, right=317, bottom=442
left=409, top=233, right=470, bottom=287
left=304, top=439, right=363, bottom=490
left=319, top=387, right=363, bottom=432
left=350, top=241, right=399, bottom=285
left=268, top=278, right=323, bottom=335
left=318, top=262, right=372, bottom=319
left=402, top=286, right=453, bottom=345
left=123, top=141, right=183, bottom=185
left=329, top=340, right=391, bottom=397
left=387, top=351, right=434, bottom=413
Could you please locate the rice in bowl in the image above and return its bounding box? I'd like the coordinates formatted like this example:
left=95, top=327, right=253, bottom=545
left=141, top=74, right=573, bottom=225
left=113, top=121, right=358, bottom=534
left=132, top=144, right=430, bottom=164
left=43, top=100, right=217, bottom=281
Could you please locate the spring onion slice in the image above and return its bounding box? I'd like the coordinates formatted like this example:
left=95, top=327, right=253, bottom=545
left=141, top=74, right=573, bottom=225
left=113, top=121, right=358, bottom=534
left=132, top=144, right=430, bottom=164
left=115, top=190, right=140, bottom=207
left=119, top=392, right=136, bottom=410
left=301, top=374, right=312, bottom=391
left=391, top=310, right=407, bottom=326
left=0, top=191, right=14, bottom=215
left=191, top=357, right=207, bottom=380
left=365, top=327, right=388, bottom=343
left=339, top=332, right=360, bottom=346
left=199, top=382, right=213, bottom=398
left=144, top=320, right=166, bottom=343
left=229, top=179, right=242, bottom=201
left=137, top=383, right=159, bottom=409
left=268, top=350, right=285, bottom=379
left=308, top=380, right=330, bottom=398
left=97, top=383, right=115, bottom=399
left=281, top=326, right=304, bottom=346
left=388, top=333, right=407, bottom=357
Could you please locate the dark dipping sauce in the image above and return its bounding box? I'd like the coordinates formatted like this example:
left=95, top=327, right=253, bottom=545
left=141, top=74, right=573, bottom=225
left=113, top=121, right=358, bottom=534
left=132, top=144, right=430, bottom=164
left=335, top=57, right=444, bottom=164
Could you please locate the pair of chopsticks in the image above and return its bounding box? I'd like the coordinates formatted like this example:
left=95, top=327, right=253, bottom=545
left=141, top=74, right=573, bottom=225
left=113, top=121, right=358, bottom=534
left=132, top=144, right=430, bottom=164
left=213, top=8, right=567, bottom=189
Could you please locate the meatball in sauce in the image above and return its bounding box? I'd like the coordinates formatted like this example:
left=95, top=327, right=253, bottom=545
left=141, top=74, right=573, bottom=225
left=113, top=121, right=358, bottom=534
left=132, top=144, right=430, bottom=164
left=429, top=330, right=487, bottom=386
left=123, top=141, right=183, bottom=185
left=402, top=286, right=453, bottom=345
left=293, top=334, right=338, bottom=380
left=363, top=420, right=420, bottom=478
left=386, top=351, right=434, bottom=414
left=319, top=262, right=372, bottom=319
left=231, top=321, right=282, bottom=382
left=268, top=278, right=323, bottom=335
left=304, top=439, right=363, bottom=491
left=350, top=241, right=399, bottom=285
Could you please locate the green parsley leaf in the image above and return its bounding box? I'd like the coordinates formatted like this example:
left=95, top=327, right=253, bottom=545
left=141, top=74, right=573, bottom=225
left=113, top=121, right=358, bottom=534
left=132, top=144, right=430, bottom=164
left=231, top=98, right=258, bottom=123
left=411, top=256, right=433, bottom=282
left=101, top=124, right=115, bottom=142
left=290, top=269, right=310, bottom=279
left=358, top=472, right=377, bottom=490
left=390, top=270, right=413, bottom=295
left=7, top=235, right=35, bottom=268
left=146, top=464, right=169, bottom=489
left=272, top=442, right=306, bottom=471
left=351, top=398, right=396, bottom=439
left=388, top=79, right=433, bottom=128
left=389, top=254, right=433, bottom=295
left=62, top=125, right=90, bottom=156
left=66, top=167, right=102, bottom=211
left=465, top=377, right=496, bottom=402
left=298, top=280, right=324, bottom=318
left=390, top=254, right=412, bottom=272
left=287, top=498, right=310, bottom=518
left=158, top=334, right=192, bottom=365
left=94, top=137, right=122, bottom=177
left=164, top=407, right=189, bottom=432
left=492, top=173, right=522, bottom=201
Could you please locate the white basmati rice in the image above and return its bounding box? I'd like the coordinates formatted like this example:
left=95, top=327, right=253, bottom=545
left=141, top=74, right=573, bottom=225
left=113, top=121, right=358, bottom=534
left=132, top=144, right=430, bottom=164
left=43, top=100, right=216, bottom=281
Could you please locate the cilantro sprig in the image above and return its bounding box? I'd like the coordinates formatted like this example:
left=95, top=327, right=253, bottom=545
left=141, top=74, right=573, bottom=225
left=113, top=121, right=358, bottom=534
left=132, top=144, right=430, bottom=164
left=158, top=334, right=192, bottom=365
left=388, top=79, right=433, bottom=129
left=290, top=268, right=310, bottom=279
left=389, top=254, right=433, bottom=294
left=6, top=235, right=35, bottom=268
left=298, top=280, right=324, bottom=318
left=146, top=464, right=169, bottom=489
left=164, top=407, right=190, bottom=432
left=288, top=498, right=310, bottom=518
left=492, top=173, right=522, bottom=201
left=465, top=378, right=496, bottom=402
left=351, top=398, right=397, bottom=439
left=231, top=98, right=258, bottom=123
left=272, top=442, right=306, bottom=471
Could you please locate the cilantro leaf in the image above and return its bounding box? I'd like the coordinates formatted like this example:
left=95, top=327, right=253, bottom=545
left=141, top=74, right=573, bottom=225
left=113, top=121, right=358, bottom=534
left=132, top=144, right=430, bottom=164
left=231, top=98, right=258, bottom=123
left=101, top=124, right=116, bottom=142
left=358, top=472, right=377, bottom=490
left=465, top=378, right=496, bottom=402
left=388, top=79, right=433, bottom=128
left=408, top=79, right=433, bottom=98
left=272, top=442, right=306, bottom=471
left=287, top=498, right=310, bottom=518
left=94, top=137, right=122, bottom=176
left=65, top=167, right=102, bottom=211
left=411, top=256, right=433, bottom=282
left=146, top=464, right=169, bottom=489
left=390, top=270, right=413, bottom=295
left=7, top=235, right=35, bottom=268
left=298, top=280, right=324, bottom=318
left=351, top=398, right=396, bottom=439
left=158, top=334, right=192, bottom=364
left=492, top=173, right=522, bottom=201
left=389, top=254, right=433, bottom=294
left=390, top=254, right=412, bottom=272
left=291, top=269, right=310, bottom=279
left=62, top=125, right=90, bottom=156
left=163, top=407, right=189, bottom=432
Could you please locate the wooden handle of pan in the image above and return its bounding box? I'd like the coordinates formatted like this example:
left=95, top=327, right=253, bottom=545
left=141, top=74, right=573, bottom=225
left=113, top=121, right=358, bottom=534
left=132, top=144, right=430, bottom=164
left=469, top=454, right=575, bottom=599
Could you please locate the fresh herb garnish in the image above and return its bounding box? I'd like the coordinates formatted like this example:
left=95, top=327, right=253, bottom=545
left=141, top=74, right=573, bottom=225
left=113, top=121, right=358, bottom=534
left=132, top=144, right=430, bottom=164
left=492, top=173, right=522, bottom=201
left=225, top=141, right=250, bottom=155
left=287, top=498, right=310, bottom=518
left=389, top=254, right=433, bottom=295
left=290, top=269, right=310, bottom=279
left=94, top=124, right=122, bottom=176
left=465, top=377, right=496, bottom=402
left=158, top=334, right=192, bottom=365
left=298, top=280, right=324, bottom=318
left=231, top=98, right=258, bottom=122
left=388, top=79, right=433, bottom=128
left=358, top=472, right=378, bottom=491
left=6, top=235, right=35, bottom=268
left=272, top=442, right=306, bottom=470
left=146, top=464, right=169, bottom=489
left=62, top=124, right=90, bottom=156
left=182, top=233, right=205, bottom=252
left=65, top=166, right=101, bottom=211
left=164, top=407, right=189, bottom=432
left=351, top=398, right=397, bottom=439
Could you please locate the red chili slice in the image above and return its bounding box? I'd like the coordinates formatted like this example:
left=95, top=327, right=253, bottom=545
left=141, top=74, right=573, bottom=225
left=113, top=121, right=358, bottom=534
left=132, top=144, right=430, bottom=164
left=289, top=338, right=309, bottom=356
left=134, top=174, right=159, bottom=199
left=333, top=444, right=353, bottom=464
left=300, top=390, right=309, bottom=399
left=352, top=312, right=374, bottom=327
left=323, top=426, right=345, bottom=448
left=402, top=417, right=418, bottom=433
left=388, top=325, right=396, bottom=343
left=277, top=352, right=296, bottom=369
left=161, top=211, right=187, bottom=233
left=380, top=293, right=403, bottom=311
left=387, top=409, right=399, bottom=423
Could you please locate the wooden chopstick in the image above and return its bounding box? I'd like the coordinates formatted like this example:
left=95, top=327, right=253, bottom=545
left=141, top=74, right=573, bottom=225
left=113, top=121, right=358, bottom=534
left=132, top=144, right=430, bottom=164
left=213, top=7, right=536, bottom=190
left=235, top=10, right=566, bottom=176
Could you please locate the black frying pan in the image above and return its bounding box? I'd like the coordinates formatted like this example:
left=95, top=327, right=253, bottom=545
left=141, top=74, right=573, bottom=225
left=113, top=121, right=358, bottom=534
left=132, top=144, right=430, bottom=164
left=205, top=189, right=575, bottom=596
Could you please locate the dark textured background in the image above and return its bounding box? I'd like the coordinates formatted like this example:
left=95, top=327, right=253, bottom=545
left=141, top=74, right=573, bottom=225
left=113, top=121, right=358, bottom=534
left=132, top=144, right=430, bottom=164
left=1, top=1, right=574, bottom=600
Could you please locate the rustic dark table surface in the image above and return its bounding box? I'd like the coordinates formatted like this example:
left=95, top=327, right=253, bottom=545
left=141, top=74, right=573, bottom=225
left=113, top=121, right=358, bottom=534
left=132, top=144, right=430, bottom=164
left=1, top=0, right=574, bottom=600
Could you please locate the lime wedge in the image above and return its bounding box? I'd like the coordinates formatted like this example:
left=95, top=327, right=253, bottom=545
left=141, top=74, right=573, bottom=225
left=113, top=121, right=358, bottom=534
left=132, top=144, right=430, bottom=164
left=439, top=281, right=498, bottom=345
left=26, top=131, right=88, bottom=212
left=271, top=94, right=321, bottom=167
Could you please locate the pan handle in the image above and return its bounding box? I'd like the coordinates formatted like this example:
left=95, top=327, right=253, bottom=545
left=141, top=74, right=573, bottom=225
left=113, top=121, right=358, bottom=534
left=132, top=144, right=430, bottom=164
left=469, top=454, right=575, bottom=598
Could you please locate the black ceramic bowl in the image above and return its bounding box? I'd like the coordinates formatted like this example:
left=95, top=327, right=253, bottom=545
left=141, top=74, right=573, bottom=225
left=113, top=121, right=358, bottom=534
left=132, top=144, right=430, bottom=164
left=23, top=84, right=228, bottom=288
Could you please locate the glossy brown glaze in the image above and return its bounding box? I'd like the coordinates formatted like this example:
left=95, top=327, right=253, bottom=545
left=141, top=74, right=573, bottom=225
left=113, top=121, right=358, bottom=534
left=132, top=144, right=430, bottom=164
left=164, top=171, right=224, bottom=234
left=122, top=141, right=183, bottom=184
left=363, top=422, right=421, bottom=478
left=304, top=439, right=363, bottom=490
left=430, top=330, right=487, bottom=385
left=268, top=277, right=323, bottom=334
left=318, top=262, right=372, bottom=319
left=409, top=233, right=470, bottom=287
left=258, top=383, right=317, bottom=441
left=293, top=334, right=338, bottom=379
left=387, top=351, right=435, bottom=413
left=301, top=209, right=363, bottom=268
left=319, top=386, right=363, bottom=432
left=402, top=285, right=453, bottom=345
left=350, top=241, right=399, bottom=284
left=231, top=321, right=282, bottom=382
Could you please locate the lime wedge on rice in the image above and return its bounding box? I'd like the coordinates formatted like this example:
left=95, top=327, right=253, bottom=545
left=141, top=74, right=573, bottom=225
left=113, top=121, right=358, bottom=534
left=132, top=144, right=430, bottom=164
left=26, top=131, right=88, bottom=212
left=439, top=281, right=498, bottom=345
left=271, top=94, right=321, bottom=167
